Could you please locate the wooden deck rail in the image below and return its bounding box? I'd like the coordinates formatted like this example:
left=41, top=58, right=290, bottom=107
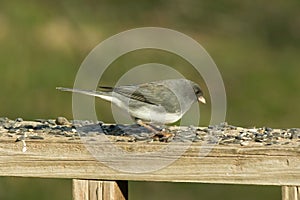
left=0, top=119, right=299, bottom=199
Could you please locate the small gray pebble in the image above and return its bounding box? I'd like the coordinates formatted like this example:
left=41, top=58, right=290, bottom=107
left=28, top=135, right=44, bottom=140
left=228, top=125, right=237, bottom=130
left=240, top=141, right=250, bottom=146
left=15, top=118, right=23, bottom=122
left=3, top=123, right=11, bottom=129
left=55, top=117, right=70, bottom=125
left=0, top=117, right=8, bottom=123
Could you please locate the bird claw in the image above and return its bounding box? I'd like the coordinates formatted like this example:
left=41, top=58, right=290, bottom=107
left=153, top=130, right=174, bottom=142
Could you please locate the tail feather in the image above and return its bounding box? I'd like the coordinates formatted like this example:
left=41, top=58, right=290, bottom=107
left=56, top=87, right=106, bottom=98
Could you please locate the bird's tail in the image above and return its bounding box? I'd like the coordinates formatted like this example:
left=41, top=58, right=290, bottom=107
left=56, top=87, right=107, bottom=98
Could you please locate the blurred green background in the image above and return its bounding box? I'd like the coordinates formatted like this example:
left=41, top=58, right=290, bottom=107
left=0, top=0, right=299, bottom=199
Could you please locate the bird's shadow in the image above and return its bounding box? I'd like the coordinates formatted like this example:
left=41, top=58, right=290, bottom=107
left=75, top=122, right=158, bottom=139
left=75, top=121, right=197, bottom=142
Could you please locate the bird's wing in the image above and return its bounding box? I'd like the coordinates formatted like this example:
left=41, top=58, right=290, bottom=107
left=98, top=86, right=114, bottom=92
left=105, top=85, right=160, bottom=106
left=114, top=83, right=180, bottom=111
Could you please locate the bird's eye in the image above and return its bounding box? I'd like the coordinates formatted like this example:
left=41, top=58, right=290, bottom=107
left=193, top=86, right=202, bottom=96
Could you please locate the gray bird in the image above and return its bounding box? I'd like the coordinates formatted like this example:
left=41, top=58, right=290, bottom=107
left=57, top=79, right=206, bottom=125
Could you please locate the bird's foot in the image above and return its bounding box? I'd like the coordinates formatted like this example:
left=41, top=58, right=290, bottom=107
left=135, top=120, right=174, bottom=142
left=153, top=129, right=174, bottom=142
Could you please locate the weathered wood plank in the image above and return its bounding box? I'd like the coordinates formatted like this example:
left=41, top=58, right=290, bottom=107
left=72, top=179, right=127, bottom=200
left=282, top=186, right=300, bottom=200
left=0, top=132, right=300, bottom=186
left=0, top=119, right=299, bottom=185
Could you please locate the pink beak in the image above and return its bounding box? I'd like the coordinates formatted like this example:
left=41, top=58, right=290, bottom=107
left=198, top=96, right=206, bottom=104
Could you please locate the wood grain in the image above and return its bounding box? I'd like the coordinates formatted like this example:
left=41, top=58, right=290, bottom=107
left=72, top=179, right=127, bottom=200
left=282, top=186, right=300, bottom=200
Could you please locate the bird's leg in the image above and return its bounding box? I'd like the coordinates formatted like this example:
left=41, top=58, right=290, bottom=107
left=136, top=119, right=174, bottom=142
left=136, top=119, right=159, bottom=132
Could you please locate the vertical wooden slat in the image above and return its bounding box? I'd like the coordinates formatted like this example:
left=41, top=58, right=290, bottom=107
left=72, top=179, right=128, bottom=200
left=73, top=179, right=89, bottom=200
left=102, top=181, right=128, bottom=200
left=282, top=186, right=300, bottom=200
left=89, top=180, right=102, bottom=200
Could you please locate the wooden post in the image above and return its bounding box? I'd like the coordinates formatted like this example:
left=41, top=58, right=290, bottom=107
left=72, top=179, right=128, bottom=200
left=282, top=186, right=300, bottom=200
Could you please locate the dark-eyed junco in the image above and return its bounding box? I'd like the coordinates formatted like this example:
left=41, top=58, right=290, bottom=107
left=57, top=79, right=206, bottom=125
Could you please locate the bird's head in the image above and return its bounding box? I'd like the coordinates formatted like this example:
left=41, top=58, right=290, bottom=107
left=191, top=83, right=206, bottom=104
